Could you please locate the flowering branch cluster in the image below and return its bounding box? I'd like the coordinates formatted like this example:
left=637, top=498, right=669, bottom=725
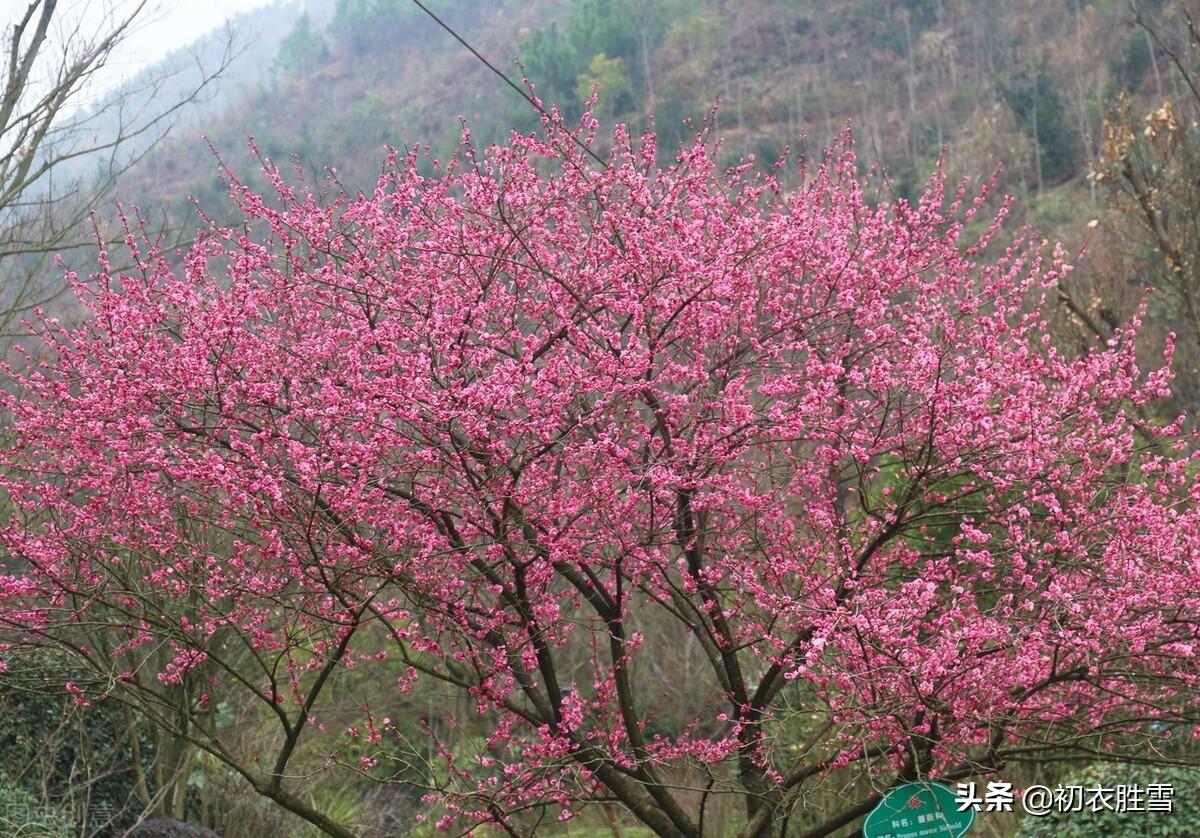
left=0, top=113, right=1196, bottom=836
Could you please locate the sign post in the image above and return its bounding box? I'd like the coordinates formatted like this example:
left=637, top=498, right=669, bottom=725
left=862, top=781, right=975, bottom=838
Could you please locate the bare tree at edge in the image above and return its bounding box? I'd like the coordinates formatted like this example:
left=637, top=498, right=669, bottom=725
left=0, top=0, right=234, bottom=332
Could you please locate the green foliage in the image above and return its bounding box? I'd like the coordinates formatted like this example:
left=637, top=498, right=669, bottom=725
left=649, top=80, right=688, bottom=148
left=753, top=135, right=785, bottom=169
left=1016, top=762, right=1200, bottom=837
left=566, top=0, right=644, bottom=68
left=185, top=751, right=332, bottom=838
left=575, top=53, right=632, bottom=117
left=309, top=781, right=360, bottom=837
left=346, top=92, right=397, bottom=149
left=829, top=0, right=936, bottom=59
left=1029, top=184, right=1082, bottom=230
left=1108, top=33, right=1152, bottom=94
left=902, top=0, right=940, bottom=27
left=276, top=13, right=329, bottom=77
left=330, top=0, right=468, bottom=51
left=519, top=0, right=669, bottom=121
left=331, top=0, right=402, bottom=45
left=0, top=781, right=72, bottom=838
left=518, top=23, right=581, bottom=121
left=1000, top=63, right=1081, bottom=185
left=0, top=651, right=154, bottom=834
left=331, top=0, right=418, bottom=50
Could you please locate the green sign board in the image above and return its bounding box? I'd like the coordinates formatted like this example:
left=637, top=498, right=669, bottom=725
left=862, top=781, right=975, bottom=838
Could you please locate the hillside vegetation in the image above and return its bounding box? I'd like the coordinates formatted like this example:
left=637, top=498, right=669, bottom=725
left=126, top=0, right=1170, bottom=209
left=118, top=0, right=1200, bottom=410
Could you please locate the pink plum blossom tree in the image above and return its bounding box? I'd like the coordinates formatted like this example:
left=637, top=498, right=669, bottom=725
left=0, top=114, right=1198, bottom=836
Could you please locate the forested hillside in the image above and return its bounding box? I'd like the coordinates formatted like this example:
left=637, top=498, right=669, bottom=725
left=126, top=0, right=1170, bottom=209
left=120, top=0, right=1198, bottom=371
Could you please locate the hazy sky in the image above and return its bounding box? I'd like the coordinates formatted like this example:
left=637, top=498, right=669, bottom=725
left=92, top=0, right=282, bottom=83
left=4, top=0, right=283, bottom=98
